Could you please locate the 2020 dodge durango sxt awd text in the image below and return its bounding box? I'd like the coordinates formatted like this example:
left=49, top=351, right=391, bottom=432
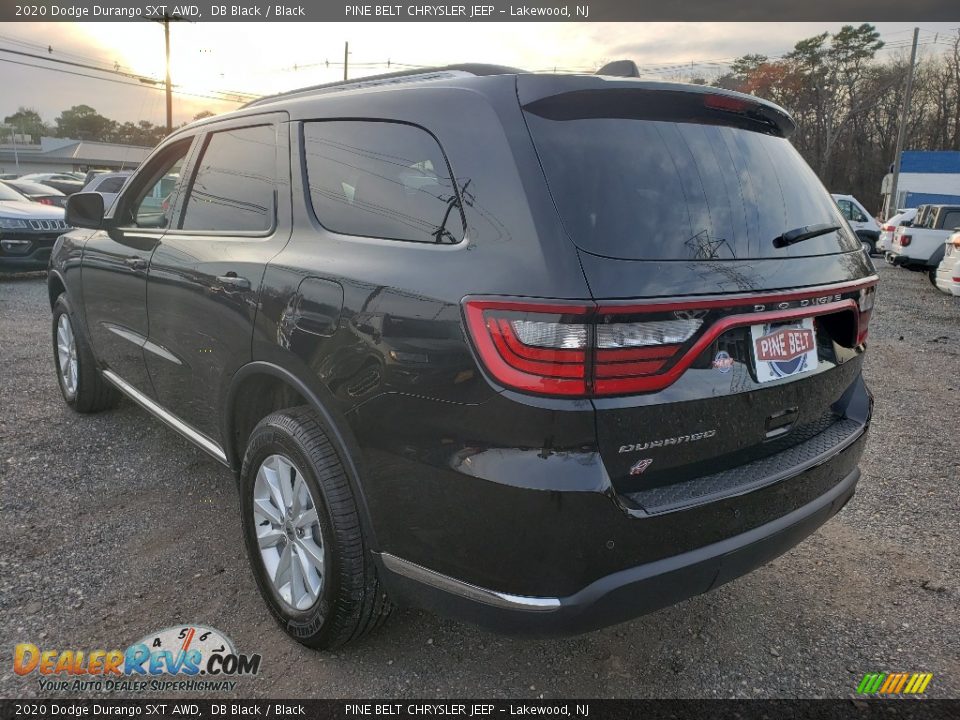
left=49, top=65, right=877, bottom=648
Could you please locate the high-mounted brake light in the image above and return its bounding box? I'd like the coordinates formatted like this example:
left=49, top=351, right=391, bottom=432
left=703, top=94, right=752, bottom=113
left=463, top=279, right=876, bottom=398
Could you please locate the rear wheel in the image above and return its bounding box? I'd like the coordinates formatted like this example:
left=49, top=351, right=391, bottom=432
left=239, top=407, right=390, bottom=649
left=52, top=294, right=119, bottom=413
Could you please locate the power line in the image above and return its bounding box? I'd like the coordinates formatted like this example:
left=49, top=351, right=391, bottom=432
left=0, top=56, right=250, bottom=104
left=0, top=45, right=259, bottom=103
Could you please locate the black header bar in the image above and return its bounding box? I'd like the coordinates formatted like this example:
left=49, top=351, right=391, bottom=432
left=2, top=0, right=959, bottom=22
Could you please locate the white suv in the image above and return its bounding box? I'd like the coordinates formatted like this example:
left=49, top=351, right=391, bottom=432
left=832, top=194, right=881, bottom=255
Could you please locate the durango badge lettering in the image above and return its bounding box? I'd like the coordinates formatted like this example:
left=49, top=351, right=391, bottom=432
left=619, top=430, right=717, bottom=454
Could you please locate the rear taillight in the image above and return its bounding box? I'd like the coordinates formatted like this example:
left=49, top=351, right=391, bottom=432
left=37, top=198, right=53, bottom=205
left=856, top=286, right=876, bottom=345
left=463, top=301, right=590, bottom=396
left=464, top=280, right=875, bottom=398
left=882, top=224, right=895, bottom=232
left=900, top=234, right=912, bottom=246
left=463, top=301, right=700, bottom=397
left=951, top=234, right=960, bottom=248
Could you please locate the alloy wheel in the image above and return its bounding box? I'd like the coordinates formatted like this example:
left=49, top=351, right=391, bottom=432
left=56, top=313, right=78, bottom=397
left=253, top=454, right=326, bottom=610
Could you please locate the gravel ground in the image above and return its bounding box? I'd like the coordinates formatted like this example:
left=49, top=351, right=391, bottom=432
left=1, top=263, right=958, bottom=699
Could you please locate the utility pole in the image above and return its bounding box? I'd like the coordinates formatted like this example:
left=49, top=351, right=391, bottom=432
left=887, top=27, right=919, bottom=219
left=343, top=41, right=349, bottom=81
left=151, top=12, right=181, bottom=134
left=163, top=13, right=173, bottom=134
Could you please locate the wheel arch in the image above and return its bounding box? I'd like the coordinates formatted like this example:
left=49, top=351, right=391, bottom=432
left=47, top=269, right=67, bottom=309
left=224, top=360, right=380, bottom=552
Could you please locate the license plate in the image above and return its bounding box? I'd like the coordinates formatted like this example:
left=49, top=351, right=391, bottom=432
left=750, top=317, right=818, bottom=383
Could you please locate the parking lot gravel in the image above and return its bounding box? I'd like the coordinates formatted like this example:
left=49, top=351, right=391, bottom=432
left=1, top=262, right=958, bottom=699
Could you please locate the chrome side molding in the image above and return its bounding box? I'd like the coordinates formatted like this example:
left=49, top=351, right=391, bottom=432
left=379, top=552, right=561, bottom=612
left=101, top=369, right=229, bottom=466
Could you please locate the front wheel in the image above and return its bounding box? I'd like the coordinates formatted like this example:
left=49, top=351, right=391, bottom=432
left=239, top=407, right=390, bottom=649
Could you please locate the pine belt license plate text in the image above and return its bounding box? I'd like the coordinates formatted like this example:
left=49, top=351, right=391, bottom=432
left=750, top=317, right=818, bottom=383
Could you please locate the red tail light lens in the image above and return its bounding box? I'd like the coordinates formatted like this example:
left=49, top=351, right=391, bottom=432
left=463, top=301, right=589, bottom=396
left=900, top=234, right=912, bottom=246
left=464, top=279, right=876, bottom=398
left=882, top=225, right=894, bottom=232
left=37, top=198, right=53, bottom=205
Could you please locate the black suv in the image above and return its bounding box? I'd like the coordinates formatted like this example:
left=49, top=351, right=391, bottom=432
left=50, top=65, right=877, bottom=648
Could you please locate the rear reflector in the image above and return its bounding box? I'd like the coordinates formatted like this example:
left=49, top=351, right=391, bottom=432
left=463, top=278, right=877, bottom=398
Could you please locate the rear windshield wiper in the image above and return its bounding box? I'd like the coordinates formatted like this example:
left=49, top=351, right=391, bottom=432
left=773, top=223, right=841, bottom=249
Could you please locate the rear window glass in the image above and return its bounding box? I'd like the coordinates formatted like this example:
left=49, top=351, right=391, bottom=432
left=303, top=120, right=464, bottom=244
left=524, top=115, right=858, bottom=260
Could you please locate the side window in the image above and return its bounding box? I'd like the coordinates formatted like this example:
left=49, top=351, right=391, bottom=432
left=836, top=199, right=854, bottom=221
left=179, top=125, right=276, bottom=233
left=119, top=139, right=192, bottom=229
left=941, top=210, right=960, bottom=230
left=849, top=203, right=867, bottom=222
left=303, top=120, right=464, bottom=244
left=97, top=176, right=127, bottom=194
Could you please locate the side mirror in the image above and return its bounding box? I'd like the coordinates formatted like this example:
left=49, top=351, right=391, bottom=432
left=65, top=192, right=105, bottom=230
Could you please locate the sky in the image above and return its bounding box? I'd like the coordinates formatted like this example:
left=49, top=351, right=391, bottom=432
left=0, top=21, right=957, bottom=131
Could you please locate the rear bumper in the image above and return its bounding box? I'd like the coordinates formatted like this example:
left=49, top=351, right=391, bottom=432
left=378, top=461, right=860, bottom=635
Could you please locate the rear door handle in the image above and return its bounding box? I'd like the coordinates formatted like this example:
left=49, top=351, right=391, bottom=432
left=125, top=256, right=148, bottom=271
left=216, top=274, right=251, bottom=290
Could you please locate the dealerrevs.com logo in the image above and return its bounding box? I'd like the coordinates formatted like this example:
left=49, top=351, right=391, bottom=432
left=13, top=625, right=261, bottom=693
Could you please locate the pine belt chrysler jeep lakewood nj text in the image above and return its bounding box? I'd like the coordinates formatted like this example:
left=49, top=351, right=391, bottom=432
left=49, top=64, right=877, bottom=648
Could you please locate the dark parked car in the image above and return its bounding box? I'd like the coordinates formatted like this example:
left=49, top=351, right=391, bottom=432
left=0, top=182, right=69, bottom=272
left=50, top=65, right=877, bottom=649
left=2, top=179, right=67, bottom=207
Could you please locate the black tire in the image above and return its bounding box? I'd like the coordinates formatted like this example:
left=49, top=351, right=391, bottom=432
left=856, top=232, right=877, bottom=257
left=239, top=406, right=390, bottom=649
left=52, top=293, right=120, bottom=413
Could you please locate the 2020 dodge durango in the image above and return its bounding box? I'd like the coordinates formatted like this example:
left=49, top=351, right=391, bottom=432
left=48, top=65, right=877, bottom=648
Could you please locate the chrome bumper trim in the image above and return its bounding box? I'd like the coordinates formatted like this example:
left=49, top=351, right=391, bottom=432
left=379, top=552, right=561, bottom=612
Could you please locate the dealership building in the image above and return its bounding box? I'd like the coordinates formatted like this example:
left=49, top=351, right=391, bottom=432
left=0, top=136, right=152, bottom=176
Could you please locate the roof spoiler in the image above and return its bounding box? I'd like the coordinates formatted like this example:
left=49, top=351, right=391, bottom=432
left=596, top=60, right=640, bottom=78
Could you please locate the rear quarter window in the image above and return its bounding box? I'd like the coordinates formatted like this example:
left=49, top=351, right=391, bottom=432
left=302, top=120, right=464, bottom=244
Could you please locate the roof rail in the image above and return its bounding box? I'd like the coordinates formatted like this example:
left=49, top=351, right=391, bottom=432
left=243, top=63, right=526, bottom=108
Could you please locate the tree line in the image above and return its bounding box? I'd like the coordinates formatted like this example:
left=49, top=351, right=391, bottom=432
left=709, top=24, right=960, bottom=215
left=2, top=106, right=216, bottom=149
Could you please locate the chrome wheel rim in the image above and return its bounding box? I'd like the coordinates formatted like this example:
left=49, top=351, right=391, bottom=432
left=56, top=313, right=78, bottom=397
left=253, top=454, right=325, bottom=611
